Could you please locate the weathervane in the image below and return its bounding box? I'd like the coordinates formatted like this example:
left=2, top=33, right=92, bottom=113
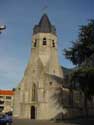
left=41, top=0, right=48, bottom=14
left=42, top=5, right=48, bottom=14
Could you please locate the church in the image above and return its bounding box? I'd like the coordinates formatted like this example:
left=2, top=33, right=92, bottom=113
left=13, top=14, right=66, bottom=119
left=13, top=14, right=94, bottom=119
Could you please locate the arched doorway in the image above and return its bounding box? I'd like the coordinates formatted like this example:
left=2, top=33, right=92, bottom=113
left=31, top=106, right=36, bottom=119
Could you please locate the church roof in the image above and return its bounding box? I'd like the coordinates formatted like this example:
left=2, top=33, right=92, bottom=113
left=47, top=66, right=73, bottom=89
left=33, top=14, right=56, bottom=35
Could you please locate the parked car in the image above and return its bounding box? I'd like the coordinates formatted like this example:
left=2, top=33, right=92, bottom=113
left=0, top=113, right=12, bottom=125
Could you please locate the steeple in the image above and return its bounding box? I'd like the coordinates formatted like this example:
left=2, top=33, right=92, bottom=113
left=13, top=13, right=64, bottom=120
left=33, top=14, right=56, bottom=35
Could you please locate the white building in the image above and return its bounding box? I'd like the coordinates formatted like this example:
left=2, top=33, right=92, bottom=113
left=0, top=90, right=14, bottom=113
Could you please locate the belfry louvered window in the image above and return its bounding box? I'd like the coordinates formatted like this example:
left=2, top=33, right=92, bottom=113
left=34, top=39, right=37, bottom=47
left=34, top=42, right=36, bottom=47
left=52, top=40, right=55, bottom=47
left=43, top=38, right=47, bottom=45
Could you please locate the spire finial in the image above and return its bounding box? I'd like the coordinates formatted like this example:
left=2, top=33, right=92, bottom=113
left=42, top=5, right=48, bottom=14
left=41, top=0, right=48, bottom=14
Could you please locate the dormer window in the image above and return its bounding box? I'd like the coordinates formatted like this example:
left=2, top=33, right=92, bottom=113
left=52, top=40, right=55, bottom=47
left=43, top=38, right=47, bottom=45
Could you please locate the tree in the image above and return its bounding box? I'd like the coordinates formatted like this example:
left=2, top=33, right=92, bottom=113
left=64, top=20, right=94, bottom=116
left=65, top=20, right=94, bottom=65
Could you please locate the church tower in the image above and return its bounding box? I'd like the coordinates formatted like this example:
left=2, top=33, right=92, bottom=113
left=13, top=14, right=64, bottom=119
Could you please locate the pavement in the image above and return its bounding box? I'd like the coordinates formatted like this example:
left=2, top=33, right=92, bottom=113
left=12, top=118, right=94, bottom=125
left=12, top=119, right=76, bottom=125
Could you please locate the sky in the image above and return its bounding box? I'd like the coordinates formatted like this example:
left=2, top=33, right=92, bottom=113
left=0, top=0, right=94, bottom=89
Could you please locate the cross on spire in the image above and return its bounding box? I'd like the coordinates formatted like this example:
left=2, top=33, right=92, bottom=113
left=42, top=5, right=48, bottom=14
left=41, top=0, right=48, bottom=14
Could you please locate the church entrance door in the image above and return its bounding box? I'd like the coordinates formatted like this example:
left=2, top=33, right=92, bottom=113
left=31, top=106, right=35, bottom=119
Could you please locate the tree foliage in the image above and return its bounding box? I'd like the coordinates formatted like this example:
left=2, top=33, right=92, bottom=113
left=64, top=20, right=94, bottom=99
left=71, top=67, right=94, bottom=99
left=64, top=20, right=94, bottom=66
left=64, top=19, right=94, bottom=116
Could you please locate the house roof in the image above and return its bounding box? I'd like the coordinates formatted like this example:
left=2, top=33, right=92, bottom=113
left=0, top=90, right=14, bottom=96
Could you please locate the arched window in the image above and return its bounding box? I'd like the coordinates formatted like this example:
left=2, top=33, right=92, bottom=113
left=43, top=38, right=47, bottom=45
left=52, top=40, right=55, bottom=47
left=32, top=84, right=37, bottom=101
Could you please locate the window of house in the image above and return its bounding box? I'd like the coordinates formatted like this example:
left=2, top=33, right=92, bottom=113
left=43, top=38, right=47, bottom=45
left=52, top=40, right=55, bottom=47
left=0, top=106, right=4, bottom=112
left=0, top=100, right=4, bottom=104
left=6, top=96, right=11, bottom=100
left=0, top=96, right=3, bottom=98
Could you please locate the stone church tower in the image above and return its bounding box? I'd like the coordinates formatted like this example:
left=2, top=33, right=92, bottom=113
left=13, top=14, right=64, bottom=119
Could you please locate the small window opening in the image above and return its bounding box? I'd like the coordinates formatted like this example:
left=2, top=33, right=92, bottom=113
left=34, top=42, right=36, bottom=47
left=52, top=40, right=55, bottom=47
left=6, top=96, right=11, bottom=99
left=43, top=38, right=47, bottom=45
left=0, top=100, right=4, bottom=104
left=49, top=82, right=52, bottom=85
left=34, top=39, right=37, bottom=47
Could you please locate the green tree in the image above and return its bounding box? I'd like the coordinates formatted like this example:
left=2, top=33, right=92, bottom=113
left=64, top=20, right=94, bottom=116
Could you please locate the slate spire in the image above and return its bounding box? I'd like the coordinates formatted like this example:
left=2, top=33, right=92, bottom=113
left=33, top=14, right=56, bottom=35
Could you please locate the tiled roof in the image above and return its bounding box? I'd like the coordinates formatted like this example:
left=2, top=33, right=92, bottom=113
left=0, top=90, right=14, bottom=95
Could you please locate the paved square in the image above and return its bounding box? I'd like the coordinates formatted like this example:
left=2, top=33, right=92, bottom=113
left=12, top=118, right=94, bottom=125
left=12, top=119, right=76, bottom=125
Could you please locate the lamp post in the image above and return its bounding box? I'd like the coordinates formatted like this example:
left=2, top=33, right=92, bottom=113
left=0, top=25, right=6, bottom=34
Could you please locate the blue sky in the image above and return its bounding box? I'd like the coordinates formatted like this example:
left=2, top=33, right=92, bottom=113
left=0, top=0, right=94, bottom=89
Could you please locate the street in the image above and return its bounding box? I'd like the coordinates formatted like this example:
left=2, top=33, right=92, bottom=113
left=12, top=119, right=76, bottom=125
left=12, top=118, right=94, bottom=125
